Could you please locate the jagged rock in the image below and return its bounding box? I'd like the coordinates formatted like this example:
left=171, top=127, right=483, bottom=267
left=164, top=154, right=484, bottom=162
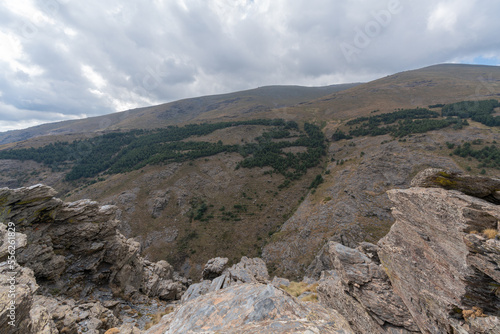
left=29, top=305, right=58, bottom=334
left=0, top=223, right=27, bottom=261
left=180, top=280, right=212, bottom=303
left=271, top=276, right=290, bottom=288
left=378, top=187, right=500, bottom=333
left=0, top=262, right=39, bottom=333
left=201, top=257, right=228, bottom=280
left=33, top=295, right=119, bottom=333
left=410, top=168, right=500, bottom=202
left=0, top=185, right=185, bottom=302
left=224, top=256, right=269, bottom=283
left=141, top=260, right=184, bottom=300
left=316, top=241, right=419, bottom=334
left=181, top=256, right=268, bottom=303
left=145, top=283, right=354, bottom=333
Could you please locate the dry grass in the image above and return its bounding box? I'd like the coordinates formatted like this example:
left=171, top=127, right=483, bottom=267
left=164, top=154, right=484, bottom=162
left=483, top=229, right=498, bottom=239
left=144, top=306, right=175, bottom=330
left=301, top=294, right=319, bottom=302
left=104, top=329, right=120, bottom=334
left=462, top=306, right=486, bottom=321
left=280, top=282, right=319, bottom=302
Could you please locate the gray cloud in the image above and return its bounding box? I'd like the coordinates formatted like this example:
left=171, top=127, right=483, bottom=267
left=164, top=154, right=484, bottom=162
left=0, top=0, right=499, bottom=131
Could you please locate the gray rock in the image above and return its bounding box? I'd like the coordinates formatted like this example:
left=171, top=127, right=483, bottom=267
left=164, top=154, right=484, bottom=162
left=411, top=168, right=500, bottom=202
left=378, top=187, right=500, bottom=333
left=271, top=276, right=290, bottom=288
left=224, top=256, right=269, bottom=283
left=316, top=241, right=419, bottom=334
left=0, top=262, right=39, bottom=334
left=0, top=185, right=185, bottom=302
left=180, top=280, right=212, bottom=303
left=145, top=283, right=354, bottom=334
left=201, top=257, right=229, bottom=280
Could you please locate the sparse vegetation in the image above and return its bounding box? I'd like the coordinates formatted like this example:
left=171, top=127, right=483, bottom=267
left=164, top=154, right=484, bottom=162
left=144, top=306, right=175, bottom=330
left=441, top=99, right=500, bottom=127
left=462, top=306, right=486, bottom=321
left=0, top=119, right=324, bottom=189
left=483, top=228, right=498, bottom=239
left=333, top=108, right=469, bottom=141
left=451, top=143, right=500, bottom=169
left=280, top=282, right=319, bottom=302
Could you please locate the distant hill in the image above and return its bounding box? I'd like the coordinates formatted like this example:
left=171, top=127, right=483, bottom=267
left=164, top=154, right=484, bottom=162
left=0, top=83, right=359, bottom=145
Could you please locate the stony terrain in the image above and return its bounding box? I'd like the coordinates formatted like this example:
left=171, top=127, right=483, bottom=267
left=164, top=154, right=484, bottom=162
left=0, top=185, right=187, bottom=333
left=1, top=64, right=499, bottom=280
left=1, top=168, right=499, bottom=334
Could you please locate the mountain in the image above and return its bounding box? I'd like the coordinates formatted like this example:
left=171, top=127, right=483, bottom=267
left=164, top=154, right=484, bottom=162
left=0, top=63, right=499, bottom=281
left=0, top=83, right=359, bottom=146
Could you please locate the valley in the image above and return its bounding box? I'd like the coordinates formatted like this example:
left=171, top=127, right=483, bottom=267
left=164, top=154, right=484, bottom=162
left=1, top=64, right=500, bottom=280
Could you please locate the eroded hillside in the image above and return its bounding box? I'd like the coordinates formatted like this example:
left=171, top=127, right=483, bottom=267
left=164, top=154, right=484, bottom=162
left=1, top=64, right=500, bottom=279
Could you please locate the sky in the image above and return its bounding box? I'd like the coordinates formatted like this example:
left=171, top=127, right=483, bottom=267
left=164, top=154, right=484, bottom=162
left=0, top=0, right=499, bottom=132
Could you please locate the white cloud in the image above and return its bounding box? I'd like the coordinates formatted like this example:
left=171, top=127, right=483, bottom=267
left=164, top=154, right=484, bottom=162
left=0, top=0, right=499, bottom=132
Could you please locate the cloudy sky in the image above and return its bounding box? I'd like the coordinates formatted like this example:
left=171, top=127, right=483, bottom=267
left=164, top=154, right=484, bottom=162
left=0, top=0, right=499, bottom=132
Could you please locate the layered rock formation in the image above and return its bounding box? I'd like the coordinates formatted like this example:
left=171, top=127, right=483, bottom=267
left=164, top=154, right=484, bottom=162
left=2, top=169, right=500, bottom=334
left=146, top=256, right=354, bottom=334
left=0, top=185, right=186, bottom=333
left=379, top=186, right=500, bottom=333
left=312, top=169, right=500, bottom=334
left=314, top=242, right=419, bottom=333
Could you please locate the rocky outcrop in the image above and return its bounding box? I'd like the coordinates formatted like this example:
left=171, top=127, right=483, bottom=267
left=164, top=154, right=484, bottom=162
left=309, top=169, right=500, bottom=333
left=201, top=257, right=228, bottom=280
left=182, top=256, right=270, bottom=302
left=0, top=262, right=45, bottom=334
left=0, top=184, right=184, bottom=301
left=378, top=186, right=500, bottom=333
left=0, top=184, right=187, bottom=333
left=146, top=283, right=354, bottom=334
left=315, top=242, right=419, bottom=334
left=263, top=140, right=461, bottom=279
left=411, top=168, right=500, bottom=202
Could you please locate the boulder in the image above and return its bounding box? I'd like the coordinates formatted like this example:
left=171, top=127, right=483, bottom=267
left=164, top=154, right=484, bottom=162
left=224, top=256, right=269, bottom=283
left=0, top=262, right=39, bottom=334
left=33, top=295, right=119, bottom=334
left=378, top=187, right=500, bottom=333
left=201, top=257, right=228, bottom=280
left=316, top=241, right=419, bottom=334
left=182, top=256, right=270, bottom=303
left=410, top=168, right=500, bottom=202
left=145, top=283, right=354, bottom=333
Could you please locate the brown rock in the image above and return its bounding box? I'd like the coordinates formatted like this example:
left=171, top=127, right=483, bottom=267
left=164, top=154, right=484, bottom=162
left=0, top=185, right=185, bottom=301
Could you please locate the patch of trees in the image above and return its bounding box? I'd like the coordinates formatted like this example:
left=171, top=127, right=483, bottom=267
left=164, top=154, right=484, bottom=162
left=0, top=119, right=323, bottom=185
left=335, top=108, right=467, bottom=140
left=237, top=123, right=326, bottom=186
left=452, top=142, right=500, bottom=169
left=441, top=99, right=500, bottom=127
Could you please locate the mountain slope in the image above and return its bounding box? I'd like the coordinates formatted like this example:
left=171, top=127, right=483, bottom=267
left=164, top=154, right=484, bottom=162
left=0, top=83, right=359, bottom=146
left=1, top=63, right=499, bottom=279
